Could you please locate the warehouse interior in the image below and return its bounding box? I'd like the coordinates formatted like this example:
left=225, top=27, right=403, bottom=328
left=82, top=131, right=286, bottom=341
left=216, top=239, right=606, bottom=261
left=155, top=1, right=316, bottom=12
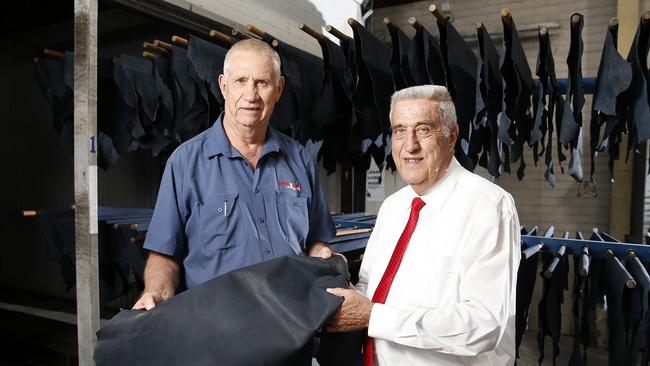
left=0, top=0, right=649, bottom=365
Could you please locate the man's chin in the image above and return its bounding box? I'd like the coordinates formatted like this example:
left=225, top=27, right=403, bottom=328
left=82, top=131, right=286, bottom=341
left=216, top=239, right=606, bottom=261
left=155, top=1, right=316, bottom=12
left=236, top=118, right=264, bottom=128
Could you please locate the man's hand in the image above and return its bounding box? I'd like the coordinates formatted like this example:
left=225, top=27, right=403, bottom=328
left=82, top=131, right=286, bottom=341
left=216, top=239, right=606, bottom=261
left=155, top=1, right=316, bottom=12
left=132, top=291, right=167, bottom=311
left=132, top=252, right=179, bottom=311
left=325, top=285, right=373, bottom=332
left=308, top=242, right=347, bottom=262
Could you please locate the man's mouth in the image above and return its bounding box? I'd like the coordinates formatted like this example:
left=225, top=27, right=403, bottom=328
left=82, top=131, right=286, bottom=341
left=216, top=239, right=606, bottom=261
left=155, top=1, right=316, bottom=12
left=403, top=157, right=423, bottom=164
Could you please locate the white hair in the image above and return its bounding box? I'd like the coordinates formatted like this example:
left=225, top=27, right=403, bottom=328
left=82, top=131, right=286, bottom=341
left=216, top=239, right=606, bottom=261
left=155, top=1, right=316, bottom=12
left=222, top=39, right=282, bottom=85
left=389, top=85, right=457, bottom=137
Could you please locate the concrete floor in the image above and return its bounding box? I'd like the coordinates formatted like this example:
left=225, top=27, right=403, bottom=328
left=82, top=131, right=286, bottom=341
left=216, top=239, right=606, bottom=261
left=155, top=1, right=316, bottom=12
left=517, top=331, right=609, bottom=365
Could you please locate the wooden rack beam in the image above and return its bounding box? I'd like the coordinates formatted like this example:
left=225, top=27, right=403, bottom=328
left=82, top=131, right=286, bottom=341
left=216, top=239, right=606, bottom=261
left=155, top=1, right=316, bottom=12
left=408, top=17, right=423, bottom=30
left=501, top=8, right=512, bottom=25
left=209, top=29, right=232, bottom=46
left=325, top=25, right=351, bottom=43
left=428, top=3, right=446, bottom=23
left=383, top=17, right=395, bottom=29
left=171, top=35, right=188, bottom=47
left=299, top=22, right=325, bottom=43
left=347, top=18, right=361, bottom=29
left=44, top=48, right=65, bottom=59
left=231, top=28, right=252, bottom=40
left=153, top=39, right=172, bottom=51
left=142, top=51, right=155, bottom=60
left=246, top=24, right=267, bottom=38
left=143, top=42, right=169, bottom=55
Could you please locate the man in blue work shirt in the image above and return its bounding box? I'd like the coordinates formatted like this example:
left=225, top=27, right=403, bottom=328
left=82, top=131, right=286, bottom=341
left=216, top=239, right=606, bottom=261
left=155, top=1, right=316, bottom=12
left=133, top=39, right=336, bottom=310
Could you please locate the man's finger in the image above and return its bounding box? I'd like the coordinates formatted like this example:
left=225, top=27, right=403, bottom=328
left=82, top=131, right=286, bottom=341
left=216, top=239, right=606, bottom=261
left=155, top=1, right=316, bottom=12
left=144, top=301, right=156, bottom=311
left=326, top=287, right=348, bottom=297
left=132, top=293, right=158, bottom=311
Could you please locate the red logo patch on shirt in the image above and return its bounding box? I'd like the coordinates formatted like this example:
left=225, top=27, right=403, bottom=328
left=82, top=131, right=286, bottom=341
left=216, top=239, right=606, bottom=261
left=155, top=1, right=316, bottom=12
left=278, top=181, right=302, bottom=192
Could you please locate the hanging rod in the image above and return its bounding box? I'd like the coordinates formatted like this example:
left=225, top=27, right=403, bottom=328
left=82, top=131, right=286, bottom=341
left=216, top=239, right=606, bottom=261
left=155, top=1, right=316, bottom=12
left=521, top=234, right=650, bottom=262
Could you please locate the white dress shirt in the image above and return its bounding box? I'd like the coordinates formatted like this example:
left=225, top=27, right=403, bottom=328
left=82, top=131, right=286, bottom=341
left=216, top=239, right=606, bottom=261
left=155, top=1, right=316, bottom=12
left=357, top=157, right=521, bottom=365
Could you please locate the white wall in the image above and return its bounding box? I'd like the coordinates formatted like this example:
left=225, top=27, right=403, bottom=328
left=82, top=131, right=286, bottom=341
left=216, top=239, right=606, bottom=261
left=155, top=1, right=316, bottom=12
left=163, top=0, right=363, bottom=56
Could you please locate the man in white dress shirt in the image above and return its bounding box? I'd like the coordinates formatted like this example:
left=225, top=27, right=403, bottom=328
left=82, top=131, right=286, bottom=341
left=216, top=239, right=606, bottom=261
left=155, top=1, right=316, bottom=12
left=326, top=85, right=521, bottom=365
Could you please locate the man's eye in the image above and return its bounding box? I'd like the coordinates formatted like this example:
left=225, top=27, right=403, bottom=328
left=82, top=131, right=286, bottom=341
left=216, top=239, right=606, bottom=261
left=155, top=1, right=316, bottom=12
left=392, top=128, right=406, bottom=137
left=416, top=127, right=432, bottom=136
left=235, top=78, right=246, bottom=84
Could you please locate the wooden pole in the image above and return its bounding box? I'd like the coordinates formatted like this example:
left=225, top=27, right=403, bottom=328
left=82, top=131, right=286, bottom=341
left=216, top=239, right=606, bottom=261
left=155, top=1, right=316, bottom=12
left=142, top=51, right=156, bottom=60
left=571, top=13, right=581, bottom=25
left=171, top=35, right=189, bottom=47
left=209, top=29, right=232, bottom=46
left=428, top=3, right=446, bottom=23
left=325, top=25, right=351, bottom=43
left=408, top=17, right=423, bottom=30
left=143, top=42, right=169, bottom=55
left=299, top=22, right=325, bottom=43
left=383, top=17, right=395, bottom=29
left=347, top=18, right=361, bottom=28
left=501, top=8, right=512, bottom=26
left=231, top=28, right=252, bottom=40
left=44, top=48, right=65, bottom=59
left=153, top=39, right=173, bottom=51
left=73, top=0, right=100, bottom=365
left=246, top=24, right=267, bottom=38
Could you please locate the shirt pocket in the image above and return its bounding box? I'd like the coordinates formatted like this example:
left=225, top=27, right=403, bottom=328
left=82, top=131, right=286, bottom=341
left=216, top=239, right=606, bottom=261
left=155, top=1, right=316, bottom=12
left=275, top=193, right=309, bottom=253
left=429, top=255, right=462, bottom=306
left=198, top=192, right=247, bottom=252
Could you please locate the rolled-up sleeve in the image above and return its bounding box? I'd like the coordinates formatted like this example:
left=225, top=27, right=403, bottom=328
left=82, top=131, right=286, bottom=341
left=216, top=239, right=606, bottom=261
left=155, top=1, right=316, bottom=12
left=143, top=154, right=188, bottom=259
left=368, top=194, right=521, bottom=356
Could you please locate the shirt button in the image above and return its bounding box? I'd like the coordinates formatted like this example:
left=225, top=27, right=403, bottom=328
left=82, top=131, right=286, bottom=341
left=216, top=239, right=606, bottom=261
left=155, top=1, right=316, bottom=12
left=255, top=189, right=260, bottom=193
left=266, top=248, right=271, bottom=254
left=260, top=217, right=265, bottom=223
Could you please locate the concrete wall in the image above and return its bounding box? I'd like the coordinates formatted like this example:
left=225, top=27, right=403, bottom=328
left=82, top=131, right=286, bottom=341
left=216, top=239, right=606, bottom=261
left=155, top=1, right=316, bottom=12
left=369, top=0, right=617, bottom=237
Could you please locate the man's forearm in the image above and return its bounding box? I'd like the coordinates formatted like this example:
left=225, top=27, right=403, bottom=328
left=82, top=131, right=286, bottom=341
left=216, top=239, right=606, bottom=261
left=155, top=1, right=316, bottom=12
left=143, top=251, right=180, bottom=300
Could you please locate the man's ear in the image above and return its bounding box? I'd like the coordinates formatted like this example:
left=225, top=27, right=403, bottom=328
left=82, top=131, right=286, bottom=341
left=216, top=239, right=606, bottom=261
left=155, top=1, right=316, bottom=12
left=449, top=123, right=459, bottom=151
left=276, top=76, right=285, bottom=102
left=218, top=74, right=226, bottom=95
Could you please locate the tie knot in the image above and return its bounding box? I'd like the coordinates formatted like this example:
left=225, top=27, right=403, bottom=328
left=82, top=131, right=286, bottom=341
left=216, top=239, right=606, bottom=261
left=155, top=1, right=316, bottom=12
left=411, top=197, right=426, bottom=213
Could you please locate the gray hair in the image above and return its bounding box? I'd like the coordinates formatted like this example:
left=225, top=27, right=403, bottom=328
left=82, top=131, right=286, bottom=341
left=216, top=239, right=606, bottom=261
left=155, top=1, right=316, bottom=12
left=223, top=39, right=282, bottom=85
left=389, top=85, right=457, bottom=137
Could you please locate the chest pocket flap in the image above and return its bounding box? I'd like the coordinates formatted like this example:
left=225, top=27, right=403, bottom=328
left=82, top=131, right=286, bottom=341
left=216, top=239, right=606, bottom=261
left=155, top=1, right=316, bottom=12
left=275, top=193, right=309, bottom=251
left=199, top=192, right=245, bottom=252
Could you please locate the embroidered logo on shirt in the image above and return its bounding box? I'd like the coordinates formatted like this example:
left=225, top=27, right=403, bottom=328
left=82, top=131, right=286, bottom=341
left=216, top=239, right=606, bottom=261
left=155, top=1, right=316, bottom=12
left=278, top=181, right=302, bottom=192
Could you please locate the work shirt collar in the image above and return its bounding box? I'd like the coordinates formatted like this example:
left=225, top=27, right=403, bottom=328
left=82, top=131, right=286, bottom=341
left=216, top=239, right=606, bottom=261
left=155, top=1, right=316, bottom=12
left=204, top=113, right=283, bottom=159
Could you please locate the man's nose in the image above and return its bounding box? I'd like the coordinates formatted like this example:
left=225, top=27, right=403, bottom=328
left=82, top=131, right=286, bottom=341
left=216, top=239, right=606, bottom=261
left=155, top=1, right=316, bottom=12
left=404, top=131, right=420, bottom=152
left=242, top=81, right=259, bottom=102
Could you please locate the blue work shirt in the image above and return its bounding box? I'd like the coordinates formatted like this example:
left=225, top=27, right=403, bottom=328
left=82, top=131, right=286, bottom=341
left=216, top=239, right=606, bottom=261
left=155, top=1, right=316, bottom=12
left=144, top=116, right=336, bottom=289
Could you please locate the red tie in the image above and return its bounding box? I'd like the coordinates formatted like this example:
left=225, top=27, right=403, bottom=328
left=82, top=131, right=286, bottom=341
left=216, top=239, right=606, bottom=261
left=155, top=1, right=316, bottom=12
left=363, top=197, right=426, bottom=366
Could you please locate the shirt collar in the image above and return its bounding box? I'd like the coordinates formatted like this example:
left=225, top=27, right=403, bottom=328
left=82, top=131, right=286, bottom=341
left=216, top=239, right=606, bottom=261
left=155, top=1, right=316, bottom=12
left=204, top=114, right=283, bottom=159
left=402, top=157, right=462, bottom=214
